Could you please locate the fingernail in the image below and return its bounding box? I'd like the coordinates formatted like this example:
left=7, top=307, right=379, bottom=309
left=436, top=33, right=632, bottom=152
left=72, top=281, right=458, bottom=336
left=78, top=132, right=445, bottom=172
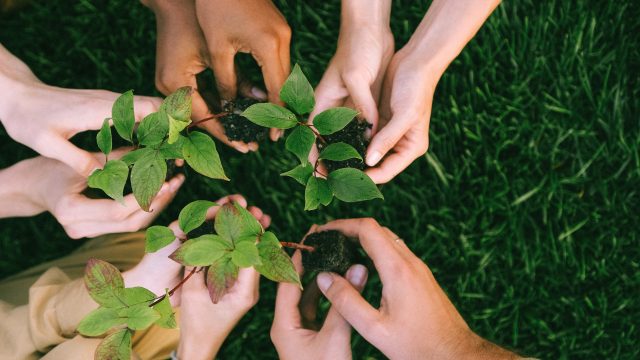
left=170, top=174, right=185, bottom=192
left=346, top=264, right=367, bottom=287
left=316, top=272, right=334, bottom=292
left=366, top=151, right=382, bottom=166
left=251, top=87, right=267, bottom=100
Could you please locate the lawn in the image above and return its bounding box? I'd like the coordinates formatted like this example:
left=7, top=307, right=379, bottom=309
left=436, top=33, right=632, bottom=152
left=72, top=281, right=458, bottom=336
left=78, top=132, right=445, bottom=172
left=1, top=0, right=639, bottom=359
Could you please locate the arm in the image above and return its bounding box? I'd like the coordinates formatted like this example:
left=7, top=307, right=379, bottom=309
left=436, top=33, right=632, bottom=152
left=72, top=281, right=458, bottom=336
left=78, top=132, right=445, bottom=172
left=365, top=0, right=501, bottom=183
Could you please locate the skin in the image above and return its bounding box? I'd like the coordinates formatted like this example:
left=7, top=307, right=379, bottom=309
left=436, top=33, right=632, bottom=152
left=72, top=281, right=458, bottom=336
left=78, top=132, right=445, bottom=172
left=143, top=0, right=291, bottom=151
left=308, top=218, right=521, bottom=360
left=271, top=224, right=369, bottom=360
left=0, top=44, right=161, bottom=177
left=0, top=148, right=184, bottom=239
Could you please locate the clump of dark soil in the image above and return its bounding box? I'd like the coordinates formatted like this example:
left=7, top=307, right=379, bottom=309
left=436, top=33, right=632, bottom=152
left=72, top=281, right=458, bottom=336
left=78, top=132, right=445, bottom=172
left=83, top=159, right=180, bottom=199
left=220, top=98, right=269, bottom=143
left=302, top=230, right=356, bottom=274
left=317, top=119, right=371, bottom=172
left=187, top=220, right=214, bottom=239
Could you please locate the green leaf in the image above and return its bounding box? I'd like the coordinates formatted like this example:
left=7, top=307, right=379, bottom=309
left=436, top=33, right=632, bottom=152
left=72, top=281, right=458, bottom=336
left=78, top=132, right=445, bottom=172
left=168, top=114, right=190, bottom=144
left=120, top=148, right=152, bottom=166
left=313, top=107, right=358, bottom=135
left=279, top=64, right=315, bottom=115
left=121, top=287, right=156, bottom=306
left=255, top=232, right=301, bottom=285
left=285, top=125, right=315, bottom=164
left=161, top=86, right=192, bottom=122
left=241, top=103, right=298, bottom=129
left=327, top=168, right=383, bottom=202
left=119, top=304, right=160, bottom=330
left=137, top=111, right=168, bottom=146
left=87, top=160, right=129, bottom=203
left=281, top=164, right=313, bottom=185
left=305, top=176, right=333, bottom=210
left=179, top=200, right=218, bottom=234
left=183, top=131, right=228, bottom=180
left=169, top=235, right=233, bottom=266
left=319, top=142, right=362, bottom=161
left=157, top=135, right=185, bottom=159
left=206, top=257, right=238, bottom=304
left=215, top=203, right=263, bottom=245
left=84, top=258, right=125, bottom=308
left=153, top=290, right=177, bottom=329
left=231, top=241, right=261, bottom=268
left=131, top=150, right=167, bottom=211
left=112, top=90, right=135, bottom=142
left=145, top=225, right=176, bottom=253
left=77, top=307, right=124, bottom=336
left=96, top=328, right=132, bottom=360
left=97, top=118, right=112, bottom=156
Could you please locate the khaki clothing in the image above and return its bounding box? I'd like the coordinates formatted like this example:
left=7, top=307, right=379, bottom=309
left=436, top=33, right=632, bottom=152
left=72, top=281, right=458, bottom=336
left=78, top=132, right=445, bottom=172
left=0, top=232, right=180, bottom=360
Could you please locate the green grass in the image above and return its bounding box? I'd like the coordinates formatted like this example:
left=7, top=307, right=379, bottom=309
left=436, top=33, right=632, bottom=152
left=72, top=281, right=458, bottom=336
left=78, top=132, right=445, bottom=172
left=1, top=0, right=639, bottom=358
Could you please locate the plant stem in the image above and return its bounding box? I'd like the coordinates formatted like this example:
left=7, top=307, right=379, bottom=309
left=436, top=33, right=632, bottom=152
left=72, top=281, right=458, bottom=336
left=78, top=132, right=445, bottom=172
left=300, top=123, right=327, bottom=144
left=188, top=112, right=229, bottom=129
left=148, top=266, right=200, bottom=307
left=280, top=241, right=315, bottom=252
left=313, top=159, right=328, bottom=178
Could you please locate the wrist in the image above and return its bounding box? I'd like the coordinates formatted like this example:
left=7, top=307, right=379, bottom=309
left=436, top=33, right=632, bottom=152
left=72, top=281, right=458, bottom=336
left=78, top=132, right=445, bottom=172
left=341, top=0, right=391, bottom=27
left=177, top=330, right=224, bottom=360
left=0, top=159, right=47, bottom=218
left=452, top=331, right=520, bottom=360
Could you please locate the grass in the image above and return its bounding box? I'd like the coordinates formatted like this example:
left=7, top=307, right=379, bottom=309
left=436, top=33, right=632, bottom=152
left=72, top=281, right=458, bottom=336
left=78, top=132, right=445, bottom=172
left=1, top=0, right=638, bottom=358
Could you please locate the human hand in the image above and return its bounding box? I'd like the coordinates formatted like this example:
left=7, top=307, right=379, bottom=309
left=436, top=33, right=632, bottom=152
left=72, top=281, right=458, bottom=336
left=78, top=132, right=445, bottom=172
left=364, top=49, right=436, bottom=184
left=176, top=194, right=271, bottom=360
left=0, top=44, right=160, bottom=177
left=5, top=148, right=184, bottom=239
left=271, top=224, right=368, bottom=360
left=314, top=218, right=520, bottom=360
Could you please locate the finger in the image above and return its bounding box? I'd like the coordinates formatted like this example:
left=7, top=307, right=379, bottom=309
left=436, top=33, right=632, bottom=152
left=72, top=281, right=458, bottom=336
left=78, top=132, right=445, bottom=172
left=232, top=266, right=260, bottom=301
left=253, top=47, right=287, bottom=105
left=195, top=109, right=251, bottom=153
left=343, top=75, right=378, bottom=128
left=316, top=271, right=380, bottom=337
left=365, top=148, right=420, bottom=184
left=260, top=214, right=271, bottom=229
left=273, top=251, right=304, bottom=329
left=317, top=219, right=406, bottom=282
left=310, top=68, right=347, bottom=120
left=191, top=89, right=213, bottom=122
left=132, top=95, right=162, bottom=122
left=205, top=194, right=248, bottom=220
left=299, top=277, right=321, bottom=329
left=365, top=109, right=414, bottom=167
left=321, top=264, right=368, bottom=333
left=210, top=49, right=238, bottom=101
left=39, top=135, right=102, bottom=178
left=247, top=206, right=264, bottom=221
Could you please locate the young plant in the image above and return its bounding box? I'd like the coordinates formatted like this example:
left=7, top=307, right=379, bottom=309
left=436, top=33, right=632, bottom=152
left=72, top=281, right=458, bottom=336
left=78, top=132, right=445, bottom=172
left=240, top=64, right=384, bottom=210
left=88, top=87, right=228, bottom=210
left=78, top=200, right=301, bottom=359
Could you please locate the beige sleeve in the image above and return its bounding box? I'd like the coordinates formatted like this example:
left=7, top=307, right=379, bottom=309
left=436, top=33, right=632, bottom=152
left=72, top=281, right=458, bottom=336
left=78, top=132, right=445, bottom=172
left=0, top=267, right=99, bottom=359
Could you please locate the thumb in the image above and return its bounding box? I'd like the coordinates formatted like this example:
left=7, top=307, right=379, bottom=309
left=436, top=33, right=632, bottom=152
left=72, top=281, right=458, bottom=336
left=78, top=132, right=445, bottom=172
left=344, top=77, right=379, bottom=129
left=40, top=135, right=102, bottom=177
left=365, top=112, right=412, bottom=167
left=316, top=271, right=379, bottom=336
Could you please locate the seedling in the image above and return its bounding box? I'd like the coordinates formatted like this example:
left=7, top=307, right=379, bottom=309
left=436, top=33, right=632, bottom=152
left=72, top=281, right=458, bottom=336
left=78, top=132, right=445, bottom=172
left=221, top=98, right=269, bottom=142
left=78, top=201, right=302, bottom=359
left=87, top=87, right=228, bottom=211
left=240, top=64, right=384, bottom=210
left=317, top=119, right=371, bottom=172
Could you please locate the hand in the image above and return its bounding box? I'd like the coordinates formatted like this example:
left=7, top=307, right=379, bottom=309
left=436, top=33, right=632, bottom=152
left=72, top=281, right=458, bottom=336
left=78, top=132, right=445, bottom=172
left=176, top=194, right=271, bottom=360
left=311, top=0, right=393, bottom=127
left=0, top=148, right=185, bottom=239
left=314, top=218, right=520, bottom=360
left=0, top=45, right=161, bottom=177
left=364, top=50, right=435, bottom=184
left=271, top=224, right=368, bottom=360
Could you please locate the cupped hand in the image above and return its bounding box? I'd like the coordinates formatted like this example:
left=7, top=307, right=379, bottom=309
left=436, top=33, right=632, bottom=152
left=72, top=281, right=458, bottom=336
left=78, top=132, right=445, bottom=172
left=0, top=45, right=161, bottom=177
left=175, top=194, right=270, bottom=360
left=25, top=148, right=184, bottom=239
left=271, top=225, right=368, bottom=360
left=314, top=218, right=519, bottom=360
left=364, top=49, right=437, bottom=184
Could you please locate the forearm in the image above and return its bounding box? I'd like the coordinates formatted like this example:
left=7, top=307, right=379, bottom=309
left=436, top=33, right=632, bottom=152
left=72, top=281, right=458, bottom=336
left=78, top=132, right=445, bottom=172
left=0, top=159, right=45, bottom=218
left=402, top=0, right=500, bottom=77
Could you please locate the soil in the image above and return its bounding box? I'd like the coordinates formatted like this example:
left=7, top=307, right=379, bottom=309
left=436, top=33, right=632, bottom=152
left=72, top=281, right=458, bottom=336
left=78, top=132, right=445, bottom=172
left=302, top=230, right=356, bottom=274
left=317, top=119, right=371, bottom=172
left=83, top=159, right=179, bottom=199
left=220, top=98, right=269, bottom=143
left=187, top=220, right=214, bottom=239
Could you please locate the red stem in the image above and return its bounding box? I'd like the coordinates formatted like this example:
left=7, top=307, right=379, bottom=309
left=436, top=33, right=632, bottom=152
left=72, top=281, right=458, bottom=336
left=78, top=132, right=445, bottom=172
left=188, top=112, right=229, bottom=129
left=300, top=123, right=327, bottom=144
left=280, top=241, right=315, bottom=252
left=148, top=267, right=200, bottom=307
